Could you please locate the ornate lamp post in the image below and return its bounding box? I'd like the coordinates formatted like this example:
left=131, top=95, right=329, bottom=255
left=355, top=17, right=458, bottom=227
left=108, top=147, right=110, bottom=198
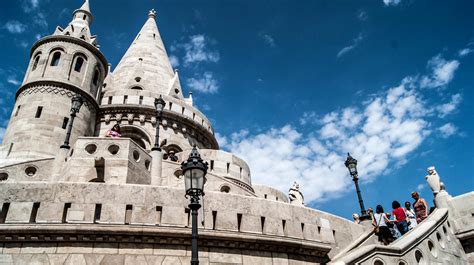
left=181, top=146, right=208, bottom=265
left=344, top=153, right=369, bottom=220
left=152, top=95, right=166, bottom=151
left=60, top=95, right=83, bottom=149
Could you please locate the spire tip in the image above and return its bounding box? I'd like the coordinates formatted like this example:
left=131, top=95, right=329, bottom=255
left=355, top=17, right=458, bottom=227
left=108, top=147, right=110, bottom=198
left=148, top=9, right=157, bottom=19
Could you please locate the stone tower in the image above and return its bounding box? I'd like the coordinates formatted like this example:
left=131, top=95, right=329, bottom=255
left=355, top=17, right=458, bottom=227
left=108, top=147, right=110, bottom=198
left=98, top=10, right=218, bottom=153
left=2, top=0, right=107, bottom=160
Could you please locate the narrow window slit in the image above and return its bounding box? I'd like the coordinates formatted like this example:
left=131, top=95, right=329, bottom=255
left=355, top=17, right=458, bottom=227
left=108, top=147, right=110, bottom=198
left=212, top=211, right=217, bottom=230
left=29, top=202, right=40, bottom=223
left=261, top=216, right=266, bottom=233
left=94, top=204, right=102, bottom=223
left=237, top=213, right=243, bottom=232
left=62, top=117, right=69, bottom=129
left=124, top=205, right=133, bottom=225
left=156, top=206, right=162, bottom=225
left=35, top=106, right=43, bottom=118
left=185, top=208, right=191, bottom=227
left=0, top=203, right=11, bottom=223
left=62, top=203, right=71, bottom=223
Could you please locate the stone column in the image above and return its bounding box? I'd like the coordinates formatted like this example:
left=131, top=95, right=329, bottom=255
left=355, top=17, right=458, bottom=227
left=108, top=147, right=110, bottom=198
left=51, top=148, right=70, bottom=181
left=150, top=149, right=163, bottom=185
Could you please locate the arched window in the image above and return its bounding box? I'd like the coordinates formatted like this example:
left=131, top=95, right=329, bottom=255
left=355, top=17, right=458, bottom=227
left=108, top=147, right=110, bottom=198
left=32, top=55, right=40, bottom=71
left=74, top=57, right=85, bottom=72
left=92, top=69, right=100, bottom=86
left=50, top=52, right=61, bottom=66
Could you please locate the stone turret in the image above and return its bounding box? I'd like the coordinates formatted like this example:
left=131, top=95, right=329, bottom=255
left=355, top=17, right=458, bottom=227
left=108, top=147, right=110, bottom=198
left=1, top=0, right=107, bottom=161
left=98, top=10, right=217, bottom=153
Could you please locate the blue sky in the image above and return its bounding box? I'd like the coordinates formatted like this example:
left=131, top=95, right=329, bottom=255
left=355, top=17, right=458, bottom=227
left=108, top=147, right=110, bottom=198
left=0, top=0, right=473, bottom=219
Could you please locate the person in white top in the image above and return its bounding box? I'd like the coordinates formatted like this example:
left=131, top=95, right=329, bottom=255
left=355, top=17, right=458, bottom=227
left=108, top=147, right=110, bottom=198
left=404, top=201, right=418, bottom=230
left=372, top=205, right=395, bottom=245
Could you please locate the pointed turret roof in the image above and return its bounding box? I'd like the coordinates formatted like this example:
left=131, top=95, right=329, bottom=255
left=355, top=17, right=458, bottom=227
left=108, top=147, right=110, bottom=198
left=78, top=0, right=91, bottom=13
left=111, top=9, right=177, bottom=96
left=53, top=0, right=97, bottom=47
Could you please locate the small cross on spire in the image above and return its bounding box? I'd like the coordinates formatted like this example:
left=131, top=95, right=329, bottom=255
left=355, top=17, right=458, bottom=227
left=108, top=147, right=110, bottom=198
left=148, top=9, right=157, bottom=19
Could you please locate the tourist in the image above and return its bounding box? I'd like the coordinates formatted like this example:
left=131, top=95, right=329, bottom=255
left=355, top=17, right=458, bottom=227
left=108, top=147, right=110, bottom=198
left=352, top=213, right=360, bottom=224
left=372, top=205, right=393, bottom=245
left=106, top=124, right=121, bottom=138
left=404, top=201, right=418, bottom=230
left=411, top=191, right=428, bottom=223
left=385, top=212, right=402, bottom=239
left=367, top=207, right=374, bottom=220
left=392, top=201, right=409, bottom=235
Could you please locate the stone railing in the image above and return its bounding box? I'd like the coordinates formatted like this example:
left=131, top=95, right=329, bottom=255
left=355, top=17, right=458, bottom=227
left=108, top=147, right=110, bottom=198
left=329, top=208, right=469, bottom=264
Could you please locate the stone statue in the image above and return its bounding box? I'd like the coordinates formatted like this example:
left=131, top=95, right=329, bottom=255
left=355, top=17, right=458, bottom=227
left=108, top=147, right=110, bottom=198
left=288, top=181, right=305, bottom=206
left=425, top=166, right=441, bottom=195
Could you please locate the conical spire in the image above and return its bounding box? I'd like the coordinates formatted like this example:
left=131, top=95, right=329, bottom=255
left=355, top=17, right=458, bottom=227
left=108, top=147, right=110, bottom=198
left=111, top=9, right=176, bottom=96
left=78, top=0, right=91, bottom=13
left=53, top=0, right=97, bottom=46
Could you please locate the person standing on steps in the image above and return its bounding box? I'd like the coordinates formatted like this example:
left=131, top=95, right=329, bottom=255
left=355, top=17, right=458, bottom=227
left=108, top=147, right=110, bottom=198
left=411, top=191, right=428, bottom=223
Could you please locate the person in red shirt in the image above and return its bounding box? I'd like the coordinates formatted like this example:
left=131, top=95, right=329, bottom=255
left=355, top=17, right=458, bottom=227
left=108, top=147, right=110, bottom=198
left=392, top=200, right=409, bottom=235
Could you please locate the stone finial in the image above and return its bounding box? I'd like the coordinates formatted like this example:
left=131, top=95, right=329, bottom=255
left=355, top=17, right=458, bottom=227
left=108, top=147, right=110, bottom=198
left=139, top=115, right=146, bottom=123
left=127, top=113, right=134, bottom=123
left=115, top=113, right=123, bottom=122
left=104, top=114, right=111, bottom=123
left=288, top=181, right=305, bottom=207
left=425, top=166, right=441, bottom=196
left=148, top=9, right=157, bottom=19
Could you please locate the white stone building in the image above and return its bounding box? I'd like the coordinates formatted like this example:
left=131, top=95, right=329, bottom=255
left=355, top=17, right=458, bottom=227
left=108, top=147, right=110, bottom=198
left=0, top=1, right=472, bottom=264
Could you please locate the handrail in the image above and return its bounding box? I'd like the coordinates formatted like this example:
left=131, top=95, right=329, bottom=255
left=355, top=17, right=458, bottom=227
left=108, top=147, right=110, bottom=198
left=330, top=208, right=448, bottom=264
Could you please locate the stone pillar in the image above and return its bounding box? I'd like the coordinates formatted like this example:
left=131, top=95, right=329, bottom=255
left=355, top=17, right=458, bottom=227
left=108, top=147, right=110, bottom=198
left=51, top=148, right=70, bottom=181
left=150, top=149, right=163, bottom=185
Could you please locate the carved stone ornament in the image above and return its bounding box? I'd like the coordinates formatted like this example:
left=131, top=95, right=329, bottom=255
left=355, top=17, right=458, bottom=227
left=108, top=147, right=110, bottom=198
left=127, top=113, right=134, bottom=123
left=115, top=113, right=123, bottom=122
left=104, top=114, right=111, bottom=123
left=162, top=119, right=168, bottom=127
left=288, top=181, right=305, bottom=207
left=150, top=116, right=157, bottom=125
left=139, top=115, right=146, bottom=123
left=425, top=166, right=441, bottom=195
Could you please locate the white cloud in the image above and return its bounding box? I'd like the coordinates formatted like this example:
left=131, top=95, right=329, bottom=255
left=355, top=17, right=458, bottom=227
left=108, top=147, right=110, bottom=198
left=22, top=0, right=40, bottom=13
left=7, top=77, right=21, bottom=86
left=3, top=21, right=27, bottom=34
left=260, top=33, right=276, bottom=47
left=33, top=12, right=48, bottom=28
left=383, top=0, right=401, bottom=6
left=416, top=184, right=425, bottom=191
left=169, top=55, right=180, bottom=68
left=420, top=55, right=460, bottom=89
left=337, top=33, right=364, bottom=58
left=186, top=72, right=219, bottom=94
left=181, top=35, right=220, bottom=65
left=358, top=10, right=368, bottom=21
left=436, top=93, right=462, bottom=118
left=458, top=48, right=472, bottom=57
left=222, top=81, right=430, bottom=202
left=299, top=111, right=317, bottom=125
left=438, top=123, right=457, bottom=138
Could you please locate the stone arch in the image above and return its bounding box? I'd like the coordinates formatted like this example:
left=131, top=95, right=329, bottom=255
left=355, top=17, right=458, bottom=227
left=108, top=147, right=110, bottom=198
left=72, top=52, right=88, bottom=72
left=120, top=125, right=152, bottom=150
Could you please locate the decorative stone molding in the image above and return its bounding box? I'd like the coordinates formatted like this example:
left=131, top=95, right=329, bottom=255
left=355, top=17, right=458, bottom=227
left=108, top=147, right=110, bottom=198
left=16, top=82, right=98, bottom=113
left=127, top=113, right=134, bottom=123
